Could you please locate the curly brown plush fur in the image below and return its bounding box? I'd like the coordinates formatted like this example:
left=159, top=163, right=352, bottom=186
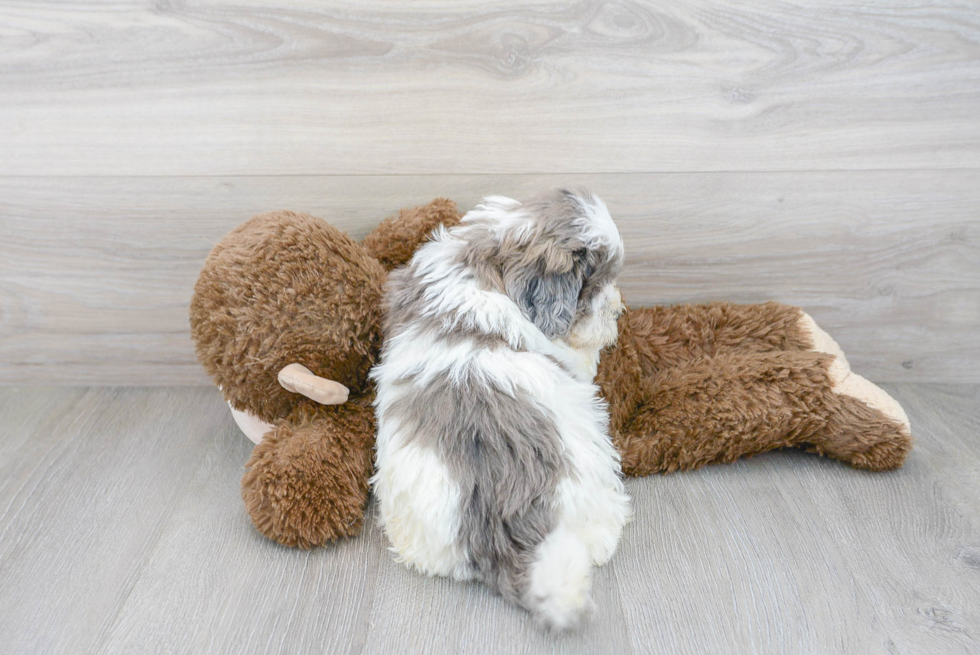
left=191, top=197, right=911, bottom=550
left=363, top=197, right=461, bottom=271
left=241, top=403, right=376, bottom=548
left=190, top=211, right=387, bottom=421
left=597, top=303, right=912, bottom=475
left=190, top=200, right=461, bottom=548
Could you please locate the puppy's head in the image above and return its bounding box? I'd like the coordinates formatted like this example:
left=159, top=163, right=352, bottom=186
left=462, top=188, right=625, bottom=351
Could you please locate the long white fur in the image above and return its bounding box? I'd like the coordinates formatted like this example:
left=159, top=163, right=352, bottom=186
left=371, top=193, right=631, bottom=629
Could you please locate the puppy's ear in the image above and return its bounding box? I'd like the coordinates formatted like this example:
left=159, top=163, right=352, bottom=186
left=505, top=245, right=586, bottom=339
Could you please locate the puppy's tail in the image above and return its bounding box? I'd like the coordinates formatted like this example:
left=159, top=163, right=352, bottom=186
left=523, top=525, right=594, bottom=631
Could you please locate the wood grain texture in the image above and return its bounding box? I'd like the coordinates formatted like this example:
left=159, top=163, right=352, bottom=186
left=1, top=1, right=978, bottom=176
left=95, top=415, right=383, bottom=655
left=616, top=387, right=980, bottom=654
left=1, top=384, right=978, bottom=654
left=779, top=384, right=980, bottom=654
left=0, top=387, right=222, bottom=655
left=2, top=171, right=977, bottom=385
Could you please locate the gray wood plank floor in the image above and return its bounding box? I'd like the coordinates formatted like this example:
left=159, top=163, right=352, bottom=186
left=1, top=385, right=977, bottom=654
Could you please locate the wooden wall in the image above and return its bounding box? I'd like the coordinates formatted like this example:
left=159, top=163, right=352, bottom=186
left=1, top=1, right=978, bottom=384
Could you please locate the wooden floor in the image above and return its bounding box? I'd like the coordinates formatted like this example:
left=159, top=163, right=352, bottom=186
left=1, top=384, right=977, bottom=654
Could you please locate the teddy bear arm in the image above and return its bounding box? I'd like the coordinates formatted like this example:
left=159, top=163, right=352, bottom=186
left=361, top=198, right=462, bottom=271
left=625, top=302, right=815, bottom=374
left=613, top=350, right=910, bottom=476
left=241, top=404, right=376, bottom=548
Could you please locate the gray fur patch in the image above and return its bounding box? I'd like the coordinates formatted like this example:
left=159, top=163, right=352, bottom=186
left=386, top=369, right=566, bottom=605
left=479, top=187, right=623, bottom=339
left=382, top=265, right=502, bottom=355
left=525, top=189, right=624, bottom=322
left=507, top=260, right=583, bottom=339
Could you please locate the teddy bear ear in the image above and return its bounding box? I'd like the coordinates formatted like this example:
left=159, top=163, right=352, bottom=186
left=277, top=363, right=349, bottom=405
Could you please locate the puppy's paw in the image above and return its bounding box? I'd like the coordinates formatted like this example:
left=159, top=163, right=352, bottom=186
left=799, top=312, right=849, bottom=368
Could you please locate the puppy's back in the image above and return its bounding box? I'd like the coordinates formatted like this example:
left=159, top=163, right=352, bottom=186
left=372, top=193, right=628, bottom=630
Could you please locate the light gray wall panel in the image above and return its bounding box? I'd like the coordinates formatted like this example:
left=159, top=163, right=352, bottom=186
left=1, top=171, right=976, bottom=384
left=0, top=1, right=977, bottom=175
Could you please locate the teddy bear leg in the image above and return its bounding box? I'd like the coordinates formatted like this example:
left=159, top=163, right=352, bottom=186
left=797, top=311, right=848, bottom=368
left=626, top=302, right=817, bottom=372
left=810, top=357, right=911, bottom=470
left=614, top=350, right=911, bottom=476
left=241, top=404, right=375, bottom=548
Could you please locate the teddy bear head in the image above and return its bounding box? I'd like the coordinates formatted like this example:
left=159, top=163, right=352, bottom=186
left=190, top=210, right=387, bottom=424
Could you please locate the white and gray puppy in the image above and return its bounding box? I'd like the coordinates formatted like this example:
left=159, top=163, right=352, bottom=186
left=370, top=189, right=631, bottom=630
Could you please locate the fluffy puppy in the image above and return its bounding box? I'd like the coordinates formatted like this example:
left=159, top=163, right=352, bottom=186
left=371, top=189, right=631, bottom=630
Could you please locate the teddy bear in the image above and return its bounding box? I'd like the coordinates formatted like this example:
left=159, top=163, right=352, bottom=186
left=190, top=199, right=463, bottom=548
left=190, top=195, right=912, bottom=549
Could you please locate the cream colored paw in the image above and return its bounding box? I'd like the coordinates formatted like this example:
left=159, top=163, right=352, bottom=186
left=799, top=312, right=849, bottom=369
left=828, top=358, right=910, bottom=436
left=228, top=402, right=276, bottom=444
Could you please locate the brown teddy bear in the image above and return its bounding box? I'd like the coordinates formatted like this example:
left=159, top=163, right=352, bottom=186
left=190, top=199, right=463, bottom=548
left=190, top=196, right=911, bottom=549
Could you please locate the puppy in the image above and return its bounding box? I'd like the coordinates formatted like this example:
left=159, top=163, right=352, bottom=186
left=370, top=189, right=631, bottom=630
